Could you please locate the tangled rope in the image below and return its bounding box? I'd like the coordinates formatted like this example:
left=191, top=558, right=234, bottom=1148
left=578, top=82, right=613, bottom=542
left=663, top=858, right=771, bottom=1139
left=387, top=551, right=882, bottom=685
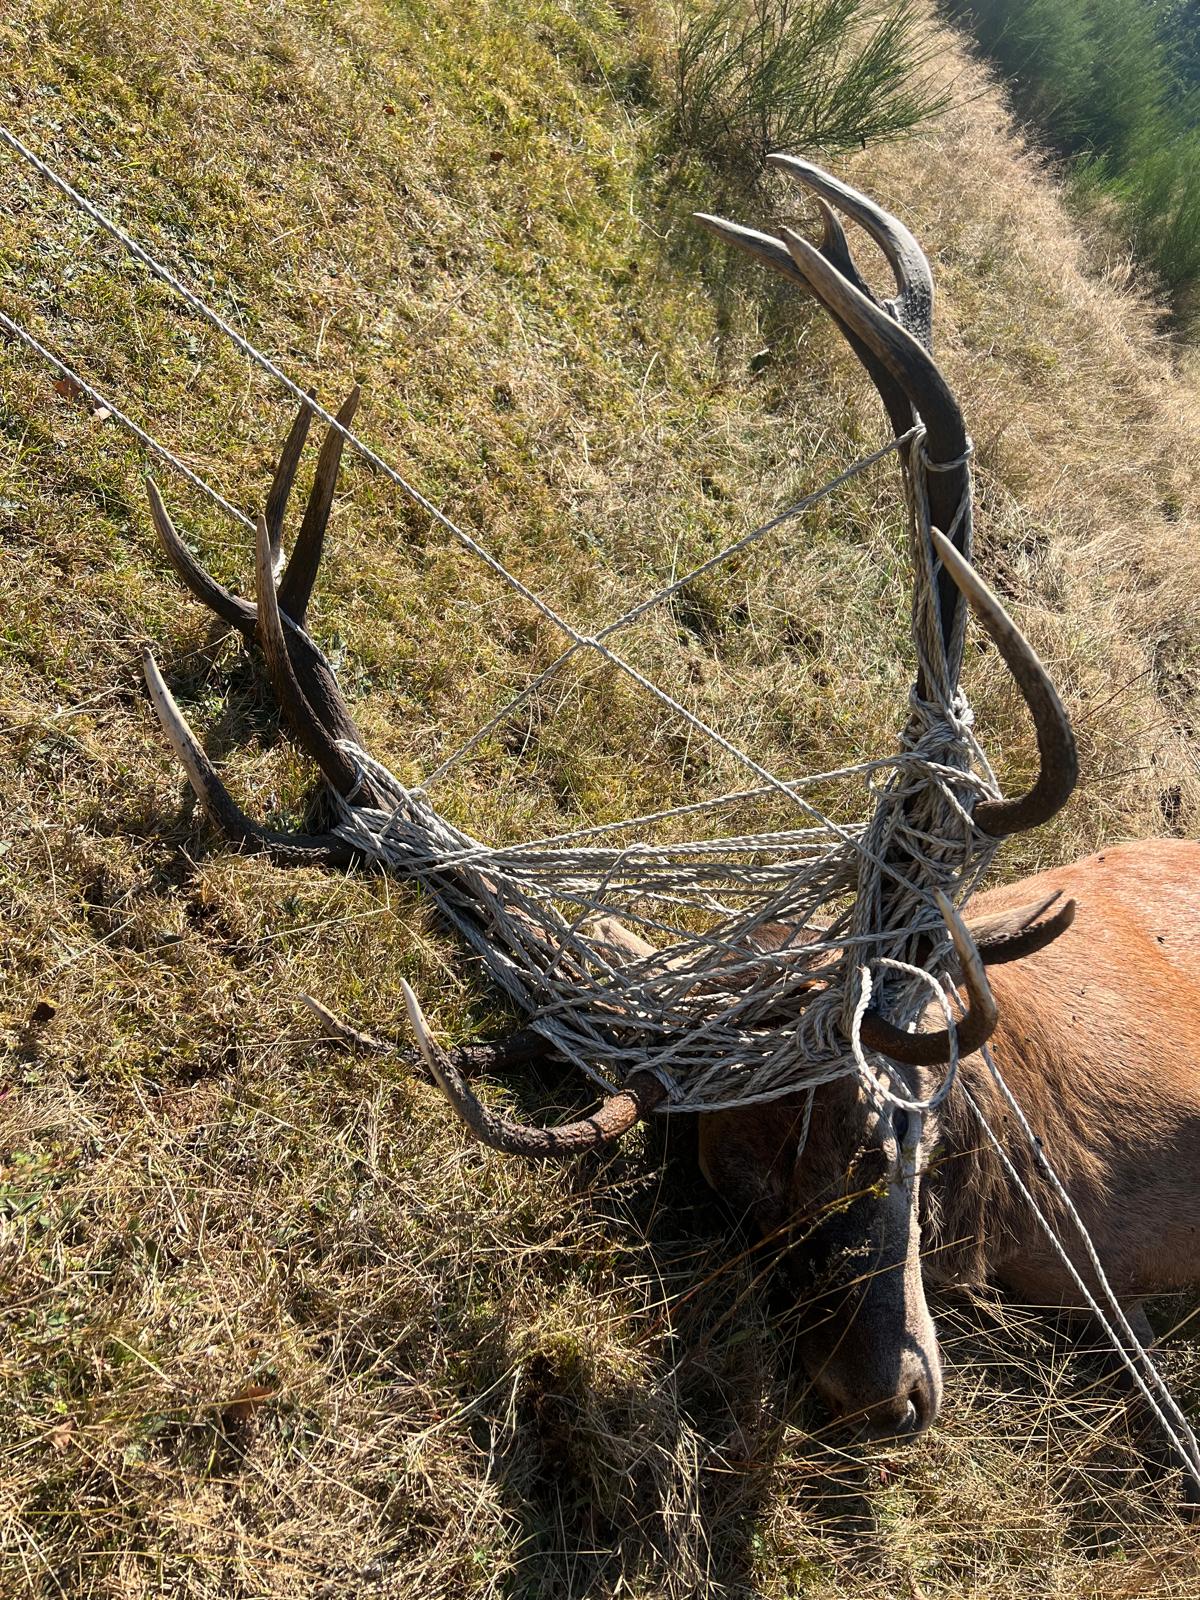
left=329, top=431, right=1000, bottom=1112
left=1, top=113, right=1002, bottom=1112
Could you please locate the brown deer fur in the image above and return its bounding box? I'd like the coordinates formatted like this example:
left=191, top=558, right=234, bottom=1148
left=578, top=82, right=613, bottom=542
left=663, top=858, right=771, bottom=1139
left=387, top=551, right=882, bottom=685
left=697, top=838, right=1200, bottom=1437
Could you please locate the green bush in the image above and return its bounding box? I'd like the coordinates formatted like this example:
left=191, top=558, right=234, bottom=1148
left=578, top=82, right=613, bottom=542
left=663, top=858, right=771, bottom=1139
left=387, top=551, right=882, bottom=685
left=945, top=0, right=1200, bottom=326
left=1119, top=134, right=1200, bottom=308
left=1156, top=0, right=1200, bottom=96
left=672, top=0, right=948, bottom=173
left=962, top=0, right=1092, bottom=138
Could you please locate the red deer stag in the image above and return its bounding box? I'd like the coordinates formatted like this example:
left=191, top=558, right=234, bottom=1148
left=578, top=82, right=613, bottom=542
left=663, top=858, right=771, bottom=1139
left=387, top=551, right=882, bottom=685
left=139, top=159, right=1199, bottom=1463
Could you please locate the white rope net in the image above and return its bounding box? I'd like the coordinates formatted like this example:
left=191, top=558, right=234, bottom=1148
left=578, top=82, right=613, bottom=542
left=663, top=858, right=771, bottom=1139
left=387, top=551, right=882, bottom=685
left=328, top=432, right=1000, bottom=1112
left=0, top=120, right=1005, bottom=1112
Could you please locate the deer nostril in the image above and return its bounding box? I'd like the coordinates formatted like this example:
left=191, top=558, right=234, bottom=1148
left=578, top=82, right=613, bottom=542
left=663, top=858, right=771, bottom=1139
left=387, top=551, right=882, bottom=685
left=853, top=1392, right=924, bottom=1443
left=864, top=1399, right=920, bottom=1441
left=883, top=1397, right=922, bottom=1439
left=864, top=1383, right=937, bottom=1442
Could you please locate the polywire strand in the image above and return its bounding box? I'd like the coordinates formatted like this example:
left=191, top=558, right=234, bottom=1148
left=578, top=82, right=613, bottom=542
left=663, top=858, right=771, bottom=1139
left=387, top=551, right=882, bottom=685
left=977, top=1043, right=1200, bottom=1476
left=966, top=1068, right=1200, bottom=1487
left=422, top=427, right=918, bottom=784
left=0, top=310, right=254, bottom=532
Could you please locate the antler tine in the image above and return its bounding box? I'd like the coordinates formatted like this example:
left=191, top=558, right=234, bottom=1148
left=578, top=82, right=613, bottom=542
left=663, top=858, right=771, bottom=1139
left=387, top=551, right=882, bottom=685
left=253, top=512, right=363, bottom=797
left=692, top=202, right=890, bottom=316
left=779, top=227, right=967, bottom=467
left=971, top=891, right=1077, bottom=966
left=860, top=890, right=997, bottom=1066
left=402, top=982, right=668, bottom=1158
left=811, top=197, right=873, bottom=301
left=141, top=648, right=357, bottom=867
left=692, top=209, right=913, bottom=439
left=692, top=210, right=804, bottom=283
left=146, top=477, right=255, bottom=632
left=277, top=385, right=361, bottom=625
left=768, top=154, right=934, bottom=350
left=931, top=530, right=1077, bottom=836
left=264, top=395, right=314, bottom=570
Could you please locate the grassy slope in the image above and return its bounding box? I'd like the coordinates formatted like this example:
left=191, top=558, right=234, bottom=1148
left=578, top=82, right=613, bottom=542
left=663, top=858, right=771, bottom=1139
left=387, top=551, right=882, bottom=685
left=2, top=1, right=1200, bottom=1595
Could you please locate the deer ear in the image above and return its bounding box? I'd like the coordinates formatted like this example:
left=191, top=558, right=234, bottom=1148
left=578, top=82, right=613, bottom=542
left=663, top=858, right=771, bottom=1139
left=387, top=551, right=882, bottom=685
left=969, top=892, right=1077, bottom=966
left=698, top=1100, right=812, bottom=1239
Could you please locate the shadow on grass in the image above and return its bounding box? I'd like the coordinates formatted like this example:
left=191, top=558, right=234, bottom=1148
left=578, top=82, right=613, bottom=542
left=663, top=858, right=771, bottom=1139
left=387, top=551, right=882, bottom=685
left=464, top=1120, right=879, bottom=1598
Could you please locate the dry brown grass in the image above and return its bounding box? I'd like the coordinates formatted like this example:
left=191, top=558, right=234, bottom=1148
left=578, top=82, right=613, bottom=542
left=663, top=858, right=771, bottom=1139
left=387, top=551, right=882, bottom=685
left=3, top=1, right=1200, bottom=1595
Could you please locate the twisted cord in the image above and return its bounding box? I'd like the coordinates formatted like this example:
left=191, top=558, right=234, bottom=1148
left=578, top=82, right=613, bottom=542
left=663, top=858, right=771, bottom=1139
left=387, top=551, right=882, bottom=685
left=970, top=1050, right=1200, bottom=1490
left=0, top=310, right=254, bottom=532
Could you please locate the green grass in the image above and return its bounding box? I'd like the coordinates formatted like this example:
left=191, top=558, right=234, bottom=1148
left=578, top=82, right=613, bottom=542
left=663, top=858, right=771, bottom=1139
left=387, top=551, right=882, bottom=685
left=4, top=1, right=1200, bottom=1595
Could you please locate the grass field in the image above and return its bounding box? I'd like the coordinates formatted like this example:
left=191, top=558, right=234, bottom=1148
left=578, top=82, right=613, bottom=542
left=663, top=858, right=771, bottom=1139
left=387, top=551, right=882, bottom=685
left=3, top=1, right=1200, bottom=1595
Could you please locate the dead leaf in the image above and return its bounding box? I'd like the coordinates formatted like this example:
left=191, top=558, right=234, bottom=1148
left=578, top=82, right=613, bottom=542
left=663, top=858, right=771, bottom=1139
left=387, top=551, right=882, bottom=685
left=92, top=405, right=112, bottom=423
left=53, top=377, right=83, bottom=402
left=223, top=1380, right=278, bottom=1422
left=49, top=1422, right=74, bottom=1453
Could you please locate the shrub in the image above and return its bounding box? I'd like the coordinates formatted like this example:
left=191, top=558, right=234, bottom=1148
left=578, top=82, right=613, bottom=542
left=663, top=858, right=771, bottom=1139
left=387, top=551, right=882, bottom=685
left=672, top=0, right=949, bottom=173
left=956, top=0, right=1092, bottom=139
left=1118, top=134, right=1200, bottom=313
left=945, top=0, right=1200, bottom=326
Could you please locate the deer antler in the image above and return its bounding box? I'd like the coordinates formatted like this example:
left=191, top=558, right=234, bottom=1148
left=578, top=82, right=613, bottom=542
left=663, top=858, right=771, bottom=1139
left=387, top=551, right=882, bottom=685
left=143, top=392, right=667, bottom=1153
left=143, top=386, right=387, bottom=834
left=695, top=162, right=1077, bottom=840
left=930, top=531, right=1075, bottom=838
left=402, top=984, right=668, bottom=1158
left=858, top=891, right=996, bottom=1066
left=696, top=161, right=1078, bottom=1070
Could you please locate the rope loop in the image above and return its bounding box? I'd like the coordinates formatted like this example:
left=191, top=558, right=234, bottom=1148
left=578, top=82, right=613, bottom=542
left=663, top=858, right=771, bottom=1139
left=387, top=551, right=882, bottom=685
left=919, top=434, right=976, bottom=473
left=848, top=960, right=961, bottom=1113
